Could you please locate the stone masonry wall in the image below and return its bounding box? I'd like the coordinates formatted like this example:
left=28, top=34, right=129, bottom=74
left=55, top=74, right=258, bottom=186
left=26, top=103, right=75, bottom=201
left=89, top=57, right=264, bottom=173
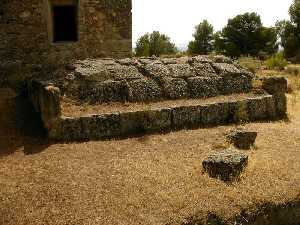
left=0, top=0, right=132, bottom=64
left=61, top=55, right=255, bottom=103
left=26, top=76, right=288, bottom=141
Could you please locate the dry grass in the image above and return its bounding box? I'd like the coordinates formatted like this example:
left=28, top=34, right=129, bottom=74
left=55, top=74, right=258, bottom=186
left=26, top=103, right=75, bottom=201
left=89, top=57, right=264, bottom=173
left=0, top=87, right=300, bottom=225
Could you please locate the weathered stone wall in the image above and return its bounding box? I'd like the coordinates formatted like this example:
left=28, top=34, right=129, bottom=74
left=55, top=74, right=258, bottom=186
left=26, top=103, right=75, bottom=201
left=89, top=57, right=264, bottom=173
left=62, top=56, right=255, bottom=103
left=0, top=0, right=132, bottom=64
left=51, top=94, right=283, bottom=140
left=26, top=76, right=287, bottom=141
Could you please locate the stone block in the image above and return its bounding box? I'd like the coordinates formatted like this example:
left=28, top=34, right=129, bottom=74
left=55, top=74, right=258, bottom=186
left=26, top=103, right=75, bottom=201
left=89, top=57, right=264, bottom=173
left=81, top=113, right=121, bottom=139
left=187, top=77, right=220, bottom=98
left=228, top=100, right=249, bottom=123
left=162, top=78, right=190, bottom=99
left=75, top=60, right=143, bottom=82
left=274, top=93, right=287, bottom=118
left=220, top=74, right=252, bottom=95
left=59, top=117, right=83, bottom=140
left=248, top=96, right=271, bottom=121
left=262, top=76, right=288, bottom=95
left=201, top=102, right=230, bottom=125
left=202, top=149, right=248, bottom=182
left=226, top=128, right=257, bottom=150
left=120, top=108, right=172, bottom=134
left=192, top=62, right=218, bottom=77
left=80, top=80, right=128, bottom=104
left=167, top=63, right=197, bottom=78
left=144, top=63, right=170, bottom=80
left=27, top=80, right=61, bottom=130
left=212, top=63, right=241, bottom=75
left=127, top=79, right=162, bottom=102
left=212, top=55, right=234, bottom=64
left=190, top=55, right=213, bottom=63
left=171, top=105, right=202, bottom=128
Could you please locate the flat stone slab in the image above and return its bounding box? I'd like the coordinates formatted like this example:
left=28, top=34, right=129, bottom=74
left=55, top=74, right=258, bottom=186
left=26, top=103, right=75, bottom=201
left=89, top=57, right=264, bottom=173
left=226, top=128, right=257, bottom=150
left=202, top=149, right=248, bottom=182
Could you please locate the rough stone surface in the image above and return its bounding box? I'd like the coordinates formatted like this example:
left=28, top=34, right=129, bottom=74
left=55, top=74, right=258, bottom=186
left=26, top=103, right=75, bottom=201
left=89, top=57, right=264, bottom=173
left=61, top=57, right=254, bottom=103
left=27, top=80, right=61, bottom=131
left=248, top=95, right=278, bottom=121
left=127, top=79, right=162, bottom=102
left=226, top=128, right=257, bottom=150
left=262, top=77, right=288, bottom=118
left=26, top=77, right=287, bottom=140
left=161, top=78, right=190, bottom=99
left=262, top=77, right=288, bottom=95
left=120, top=108, right=172, bottom=134
left=187, top=77, right=220, bottom=98
left=0, top=0, right=132, bottom=64
left=172, top=105, right=202, bottom=129
left=202, top=149, right=248, bottom=182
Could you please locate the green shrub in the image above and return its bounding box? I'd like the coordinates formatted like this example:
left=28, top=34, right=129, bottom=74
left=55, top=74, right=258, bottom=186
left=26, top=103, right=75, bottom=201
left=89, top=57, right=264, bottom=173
left=238, top=56, right=262, bottom=73
left=265, top=52, right=288, bottom=70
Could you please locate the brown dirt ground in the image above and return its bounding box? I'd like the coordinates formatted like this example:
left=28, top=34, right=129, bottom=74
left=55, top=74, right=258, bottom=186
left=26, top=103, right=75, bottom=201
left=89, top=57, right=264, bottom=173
left=0, top=88, right=299, bottom=225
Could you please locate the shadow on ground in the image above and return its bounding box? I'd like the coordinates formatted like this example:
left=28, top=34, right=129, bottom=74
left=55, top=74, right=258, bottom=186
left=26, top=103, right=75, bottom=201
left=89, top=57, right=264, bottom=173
left=0, top=88, right=50, bottom=157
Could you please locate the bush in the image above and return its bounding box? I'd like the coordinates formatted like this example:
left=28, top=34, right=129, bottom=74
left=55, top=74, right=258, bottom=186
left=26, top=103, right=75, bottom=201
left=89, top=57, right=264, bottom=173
left=265, top=52, right=288, bottom=70
left=238, top=56, right=262, bottom=73
left=135, top=31, right=177, bottom=57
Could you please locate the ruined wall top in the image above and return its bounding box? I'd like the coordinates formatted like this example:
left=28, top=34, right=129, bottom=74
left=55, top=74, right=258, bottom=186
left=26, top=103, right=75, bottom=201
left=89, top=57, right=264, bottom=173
left=57, top=55, right=255, bottom=103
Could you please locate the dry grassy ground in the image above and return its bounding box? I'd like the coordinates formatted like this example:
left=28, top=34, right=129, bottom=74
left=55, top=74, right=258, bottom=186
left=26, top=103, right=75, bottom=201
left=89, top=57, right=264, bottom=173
left=0, top=79, right=300, bottom=224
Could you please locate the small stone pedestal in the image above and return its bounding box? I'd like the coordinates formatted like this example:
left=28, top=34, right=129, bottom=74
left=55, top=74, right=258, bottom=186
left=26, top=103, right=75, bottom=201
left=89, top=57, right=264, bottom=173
left=226, top=128, right=257, bottom=150
left=202, top=149, right=248, bottom=182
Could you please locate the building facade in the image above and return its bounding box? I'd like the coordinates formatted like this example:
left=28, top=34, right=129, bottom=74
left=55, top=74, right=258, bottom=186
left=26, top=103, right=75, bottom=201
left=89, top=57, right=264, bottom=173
left=0, top=0, right=132, bottom=64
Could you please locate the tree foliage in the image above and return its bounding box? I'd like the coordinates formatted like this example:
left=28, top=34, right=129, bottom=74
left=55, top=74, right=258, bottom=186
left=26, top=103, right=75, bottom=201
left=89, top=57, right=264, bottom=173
left=135, top=31, right=177, bottom=57
left=188, top=20, right=214, bottom=55
left=276, top=0, right=300, bottom=59
left=214, top=12, right=278, bottom=58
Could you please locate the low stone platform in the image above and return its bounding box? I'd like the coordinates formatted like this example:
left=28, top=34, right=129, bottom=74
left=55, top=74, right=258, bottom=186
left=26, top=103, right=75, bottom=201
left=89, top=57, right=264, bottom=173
left=53, top=93, right=277, bottom=140
left=25, top=56, right=288, bottom=141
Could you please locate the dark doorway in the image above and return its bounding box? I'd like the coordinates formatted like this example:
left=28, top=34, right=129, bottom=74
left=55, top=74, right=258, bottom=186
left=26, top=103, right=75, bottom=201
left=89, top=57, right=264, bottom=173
left=52, top=5, right=78, bottom=42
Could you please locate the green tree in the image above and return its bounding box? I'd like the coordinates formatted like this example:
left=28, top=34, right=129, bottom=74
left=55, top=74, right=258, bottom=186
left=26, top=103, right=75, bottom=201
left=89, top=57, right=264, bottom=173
left=289, top=0, right=300, bottom=28
left=276, top=0, right=300, bottom=59
left=188, top=20, right=214, bottom=55
left=276, top=20, right=298, bottom=58
left=135, top=33, right=150, bottom=57
left=215, top=12, right=278, bottom=58
left=135, top=31, right=177, bottom=57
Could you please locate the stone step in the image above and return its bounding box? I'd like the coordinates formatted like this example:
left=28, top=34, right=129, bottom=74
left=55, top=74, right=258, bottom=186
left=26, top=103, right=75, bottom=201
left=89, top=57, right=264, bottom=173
left=50, top=94, right=279, bottom=141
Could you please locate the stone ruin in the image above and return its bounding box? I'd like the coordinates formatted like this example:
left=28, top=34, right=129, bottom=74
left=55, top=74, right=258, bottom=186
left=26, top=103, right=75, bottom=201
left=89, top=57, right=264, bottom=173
left=0, top=0, right=132, bottom=62
left=0, top=0, right=288, bottom=142
left=60, top=55, right=253, bottom=103
left=203, top=127, right=258, bottom=182
left=0, top=0, right=290, bottom=188
left=25, top=55, right=288, bottom=141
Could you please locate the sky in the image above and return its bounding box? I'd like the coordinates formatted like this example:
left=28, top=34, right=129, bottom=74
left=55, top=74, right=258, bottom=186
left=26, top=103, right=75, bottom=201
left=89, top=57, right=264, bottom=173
left=132, top=0, right=294, bottom=48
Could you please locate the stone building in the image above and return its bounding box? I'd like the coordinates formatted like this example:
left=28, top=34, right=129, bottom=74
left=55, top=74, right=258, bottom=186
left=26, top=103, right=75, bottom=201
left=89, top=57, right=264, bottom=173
left=0, top=0, right=132, bottom=64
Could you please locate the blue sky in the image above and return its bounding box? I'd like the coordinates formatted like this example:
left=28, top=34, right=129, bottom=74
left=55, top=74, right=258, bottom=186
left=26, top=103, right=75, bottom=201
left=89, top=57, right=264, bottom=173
left=132, top=0, right=293, bottom=47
